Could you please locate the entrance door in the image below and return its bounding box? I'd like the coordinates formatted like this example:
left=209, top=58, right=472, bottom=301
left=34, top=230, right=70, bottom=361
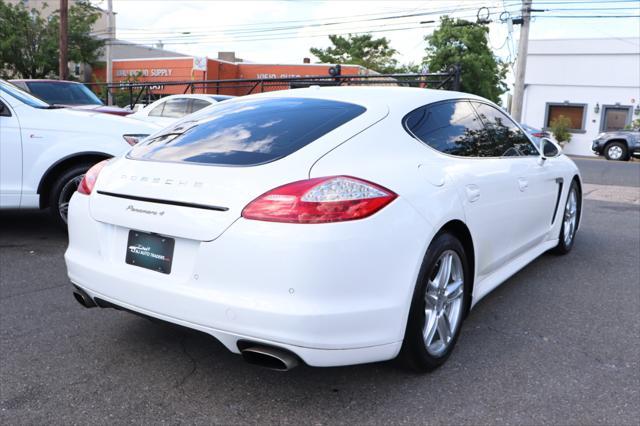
left=602, top=106, right=631, bottom=132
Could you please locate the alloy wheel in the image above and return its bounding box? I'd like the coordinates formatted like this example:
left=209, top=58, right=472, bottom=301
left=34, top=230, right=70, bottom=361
left=563, top=187, right=578, bottom=246
left=607, top=145, right=623, bottom=160
left=58, top=175, right=84, bottom=224
left=423, top=250, right=464, bottom=357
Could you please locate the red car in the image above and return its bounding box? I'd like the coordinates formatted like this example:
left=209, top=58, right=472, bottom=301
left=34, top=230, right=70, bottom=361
left=9, top=79, right=131, bottom=116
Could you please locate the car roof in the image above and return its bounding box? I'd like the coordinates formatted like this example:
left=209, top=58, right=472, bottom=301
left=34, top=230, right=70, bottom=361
left=236, top=86, right=489, bottom=114
left=158, top=94, right=221, bottom=101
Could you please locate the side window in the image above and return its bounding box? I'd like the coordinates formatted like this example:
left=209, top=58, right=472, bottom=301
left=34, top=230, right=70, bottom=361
left=472, top=102, right=539, bottom=157
left=148, top=102, right=165, bottom=117
left=189, top=99, right=211, bottom=114
left=404, top=100, right=486, bottom=157
left=0, top=99, right=11, bottom=117
left=161, top=98, right=190, bottom=118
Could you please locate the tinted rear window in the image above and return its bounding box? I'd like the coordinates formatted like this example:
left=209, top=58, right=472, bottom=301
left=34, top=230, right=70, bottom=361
left=128, top=98, right=366, bottom=166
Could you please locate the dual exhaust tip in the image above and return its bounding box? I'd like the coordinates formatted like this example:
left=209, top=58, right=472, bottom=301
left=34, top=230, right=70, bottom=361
left=71, top=288, right=300, bottom=371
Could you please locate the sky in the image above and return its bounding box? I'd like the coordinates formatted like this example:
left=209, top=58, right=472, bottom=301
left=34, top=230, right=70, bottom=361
left=86, top=0, right=639, bottom=94
left=94, top=0, right=639, bottom=67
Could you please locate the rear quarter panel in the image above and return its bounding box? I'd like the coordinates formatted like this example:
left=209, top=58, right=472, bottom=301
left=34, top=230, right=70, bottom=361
left=309, top=112, right=469, bottom=336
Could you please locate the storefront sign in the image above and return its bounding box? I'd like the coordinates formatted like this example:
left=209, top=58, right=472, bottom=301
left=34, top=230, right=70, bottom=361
left=115, top=69, right=174, bottom=78
left=193, top=57, right=207, bottom=72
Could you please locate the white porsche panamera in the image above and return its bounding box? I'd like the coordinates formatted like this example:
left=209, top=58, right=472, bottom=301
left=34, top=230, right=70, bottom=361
left=65, top=87, right=582, bottom=371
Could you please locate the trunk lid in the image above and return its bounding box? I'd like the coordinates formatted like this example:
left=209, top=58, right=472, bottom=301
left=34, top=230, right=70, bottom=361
left=89, top=101, right=388, bottom=241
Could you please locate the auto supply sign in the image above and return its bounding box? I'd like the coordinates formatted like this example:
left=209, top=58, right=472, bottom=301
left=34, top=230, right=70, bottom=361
left=193, top=57, right=207, bottom=72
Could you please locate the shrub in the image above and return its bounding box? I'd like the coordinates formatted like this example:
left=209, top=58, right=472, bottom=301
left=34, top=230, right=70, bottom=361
left=549, top=115, right=572, bottom=145
left=624, top=118, right=640, bottom=131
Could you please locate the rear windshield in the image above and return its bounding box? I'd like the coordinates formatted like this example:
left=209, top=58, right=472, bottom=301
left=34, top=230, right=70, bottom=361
left=128, top=97, right=366, bottom=166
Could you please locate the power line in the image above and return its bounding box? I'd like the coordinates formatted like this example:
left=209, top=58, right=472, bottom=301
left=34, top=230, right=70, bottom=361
left=107, top=1, right=497, bottom=33
left=109, top=24, right=443, bottom=46
left=95, top=1, right=513, bottom=38
left=535, top=14, right=640, bottom=18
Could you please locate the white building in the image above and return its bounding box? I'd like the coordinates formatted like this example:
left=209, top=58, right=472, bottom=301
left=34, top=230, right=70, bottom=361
left=521, top=38, right=640, bottom=156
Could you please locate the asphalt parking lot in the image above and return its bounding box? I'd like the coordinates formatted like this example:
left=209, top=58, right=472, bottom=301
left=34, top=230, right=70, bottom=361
left=1, top=158, right=639, bottom=425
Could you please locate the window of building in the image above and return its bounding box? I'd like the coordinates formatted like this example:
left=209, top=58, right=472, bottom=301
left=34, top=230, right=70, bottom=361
left=545, top=104, right=586, bottom=131
left=601, top=106, right=631, bottom=132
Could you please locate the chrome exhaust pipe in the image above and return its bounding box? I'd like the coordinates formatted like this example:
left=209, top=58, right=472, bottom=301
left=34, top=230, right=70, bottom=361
left=72, top=287, right=96, bottom=308
left=240, top=345, right=300, bottom=371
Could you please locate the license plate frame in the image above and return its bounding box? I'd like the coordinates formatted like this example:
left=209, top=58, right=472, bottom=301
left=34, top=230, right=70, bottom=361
left=125, top=230, right=175, bottom=274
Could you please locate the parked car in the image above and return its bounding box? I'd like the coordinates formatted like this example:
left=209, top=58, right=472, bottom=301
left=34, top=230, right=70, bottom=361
left=65, top=87, right=581, bottom=372
left=128, top=94, right=234, bottom=126
left=592, top=130, right=640, bottom=161
left=520, top=123, right=551, bottom=146
left=9, top=79, right=131, bottom=116
left=0, top=79, right=160, bottom=226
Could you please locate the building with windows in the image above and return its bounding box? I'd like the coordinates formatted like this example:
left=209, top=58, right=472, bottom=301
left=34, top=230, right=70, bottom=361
left=520, top=38, right=640, bottom=156
left=92, top=53, right=373, bottom=98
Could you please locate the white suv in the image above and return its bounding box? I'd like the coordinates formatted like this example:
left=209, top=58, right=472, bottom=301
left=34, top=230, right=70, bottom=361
left=0, top=80, right=160, bottom=226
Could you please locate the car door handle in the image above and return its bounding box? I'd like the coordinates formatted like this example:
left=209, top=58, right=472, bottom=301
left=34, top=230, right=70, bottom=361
left=465, top=184, right=480, bottom=202
left=518, top=178, right=529, bottom=192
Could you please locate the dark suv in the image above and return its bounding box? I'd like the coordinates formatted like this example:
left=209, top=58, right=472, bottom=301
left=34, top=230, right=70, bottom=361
left=592, top=130, right=640, bottom=161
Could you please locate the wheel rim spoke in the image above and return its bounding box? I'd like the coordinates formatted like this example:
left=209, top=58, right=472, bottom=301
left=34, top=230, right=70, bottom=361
left=437, top=253, right=453, bottom=289
left=445, top=279, right=463, bottom=302
left=425, top=292, right=438, bottom=309
left=423, top=309, right=438, bottom=346
left=437, top=312, right=453, bottom=344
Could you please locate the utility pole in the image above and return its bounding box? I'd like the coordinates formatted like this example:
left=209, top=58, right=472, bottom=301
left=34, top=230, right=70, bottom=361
left=59, top=0, right=68, bottom=80
left=511, top=0, right=532, bottom=122
left=106, top=0, right=114, bottom=105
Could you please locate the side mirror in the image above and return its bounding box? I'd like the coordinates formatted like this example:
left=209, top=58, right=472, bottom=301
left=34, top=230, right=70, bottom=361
left=539, top=138, right=561, bottom=164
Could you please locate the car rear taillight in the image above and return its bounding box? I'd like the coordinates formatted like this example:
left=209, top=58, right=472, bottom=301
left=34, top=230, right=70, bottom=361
left=77, top=160, right=109, bottom=195
left=532, top=132, right=544, bottom=137
left=242, top=176, right=397, bottom=223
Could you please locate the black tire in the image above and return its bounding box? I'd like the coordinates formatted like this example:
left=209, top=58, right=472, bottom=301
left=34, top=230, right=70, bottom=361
left=399, top=232, right=470, bottom=372
left=552, top=180, right=581, bottom=255
left=604, top=142, right=629, bottom=161
left=48, top=163, right=92, bottom=228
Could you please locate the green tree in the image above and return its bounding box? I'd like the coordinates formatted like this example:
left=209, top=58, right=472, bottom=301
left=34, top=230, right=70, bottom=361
left=310, top=34, right=402, bottom=74
left=0, top=0, right=103, bottom=79
left=423, top=16, right=508, bottom=103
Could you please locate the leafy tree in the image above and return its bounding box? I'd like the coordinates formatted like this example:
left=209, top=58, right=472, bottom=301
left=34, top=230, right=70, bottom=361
left=310, top=34, right=401, bottom=74
left=423, top=16, right=508, bottom=103
left=0, top=0, right=103, bottom=79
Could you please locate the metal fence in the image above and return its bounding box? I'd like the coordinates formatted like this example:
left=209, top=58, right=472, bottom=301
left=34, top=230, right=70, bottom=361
left=86, top=66, right=461, bottom=107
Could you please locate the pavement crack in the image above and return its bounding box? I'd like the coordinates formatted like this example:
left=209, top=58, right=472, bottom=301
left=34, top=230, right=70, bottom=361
left=174, top=334, right=198, bottom=390
left=0, top=283, right=67, bottom=301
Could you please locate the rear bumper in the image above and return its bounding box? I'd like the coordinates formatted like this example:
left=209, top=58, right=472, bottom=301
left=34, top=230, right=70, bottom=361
left=65, top=193, right=431, bottom=367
